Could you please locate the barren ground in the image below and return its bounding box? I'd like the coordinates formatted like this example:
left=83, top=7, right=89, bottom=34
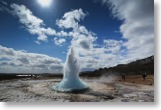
left=0, top=75, right=154, bottom=102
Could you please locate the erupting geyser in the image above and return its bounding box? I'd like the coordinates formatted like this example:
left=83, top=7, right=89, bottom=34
left=52, top=46, right=88, bottom=92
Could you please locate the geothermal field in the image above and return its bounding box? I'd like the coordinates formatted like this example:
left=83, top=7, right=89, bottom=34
left=0, top=75, right=154, bottom=102
left=0, top=47, right=154, bottom=102
left=0, top=0, right=154, bottom=103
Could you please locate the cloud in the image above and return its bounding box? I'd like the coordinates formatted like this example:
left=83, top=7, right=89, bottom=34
left=10, top=4, right=58, bottom=42
left=104, top=39, right=122, bottom=47
left=56, top=9, right=86, bottom=30
left=56, top=31, right=69, bottom=37
left=53, top=38, right=66, bottom=46
left=34, top=40, right=41, bottom=45
left=1, top=2, right=69, bottom=45
left=106, top=0, right=154, bottom=60
left=77, top=45, right=123, bottom=71
left=0, top=45, right=63, bottom=73
left=57, top=9, right=97, bottom=50
left=1, top=2, right=96, bottom=48
left=0, top=1, right=7, bottom=5
left=103, top=39, right=123, bottom=54
left=56, top=9, right=125, bottom=71
left=0, top=1, right=154, bottom=72
left=71, top=32, right=97, bottom=50
left=1, top=2, right=123, bottom=72
left=0, top=1, right=10, bottom=13
left=79, top=40, right=90, bottom=50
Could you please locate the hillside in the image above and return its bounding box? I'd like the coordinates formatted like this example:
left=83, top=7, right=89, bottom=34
left=80, top=56, right=154, bottom=77
left=0, top=56, right=154, bottom=80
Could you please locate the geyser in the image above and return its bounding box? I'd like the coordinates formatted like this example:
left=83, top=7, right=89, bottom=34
left=52, top=46, right=88, bottom=92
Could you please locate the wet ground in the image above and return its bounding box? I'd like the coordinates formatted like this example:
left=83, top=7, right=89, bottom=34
left=0, top=77, right=154, bottom=102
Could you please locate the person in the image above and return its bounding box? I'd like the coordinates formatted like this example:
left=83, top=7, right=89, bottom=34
left=121, top=73, right=126, bottom=81
left=142, top=72, right=147, bottom=80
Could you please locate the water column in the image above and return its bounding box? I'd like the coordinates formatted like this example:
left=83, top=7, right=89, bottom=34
left=53, top=46, right=88, bottom=92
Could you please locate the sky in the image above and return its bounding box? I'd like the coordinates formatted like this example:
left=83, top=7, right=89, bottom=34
left=0, top=0, right=154, bottom=73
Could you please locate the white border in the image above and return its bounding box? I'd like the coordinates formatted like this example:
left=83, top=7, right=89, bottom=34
left=0, top=0, right=160, bottom=110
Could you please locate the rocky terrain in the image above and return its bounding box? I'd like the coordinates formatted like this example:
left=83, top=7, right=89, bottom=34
left=0, top=75, right=154, bottom=102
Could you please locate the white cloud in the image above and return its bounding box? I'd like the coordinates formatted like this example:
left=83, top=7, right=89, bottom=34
left=0, top=3, right=69, bottom=45
left=56, top=9, right=86, bottom=30
left=0, top=1, right=10, bottom=13
left=34, top=40, right=41, bottom=45
left=78, top=26, right=88, bottom=35
left=54, top=38, right=66, bottom=46
left=1, top=3, right=93, bottom=47
left=56, top=31, right=69, bottom=37
left=11, top=4, right=43, bottom=27
left=103, top=39, right=123, bottom=54
left=10, top=4, right=58, bottom=42
left=57, top=9, right=97, bottom=50
left=0, top=45, right=63, bottom=73
left=0, top=1, right=154, bottom=72
left=71, top=32, right=97, bottom=50
left=56, top=9, right=125, bottom=71
left=106, top=0, right=154, bottom=60
left=104, top=39, right=122, bottom=47
left=1, top=2, right=122, bottom=71
left=77, top=45, right=123, bottom=71
left=0, top=1, right=8, bottom=5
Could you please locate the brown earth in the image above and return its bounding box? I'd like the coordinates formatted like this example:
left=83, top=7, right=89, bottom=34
left=117, top=75, right=154, bottom=85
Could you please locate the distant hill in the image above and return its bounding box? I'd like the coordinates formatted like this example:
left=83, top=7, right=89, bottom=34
left=0, top=56, right=154, bottom=80
left=80, top=56, right=154, bottom=77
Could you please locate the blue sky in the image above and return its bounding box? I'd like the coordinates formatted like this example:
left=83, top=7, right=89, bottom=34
left=0, top=0, right=154, bottom=73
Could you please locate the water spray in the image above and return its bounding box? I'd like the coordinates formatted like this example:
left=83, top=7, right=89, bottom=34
left=52, top=46, right=88, bottom=92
